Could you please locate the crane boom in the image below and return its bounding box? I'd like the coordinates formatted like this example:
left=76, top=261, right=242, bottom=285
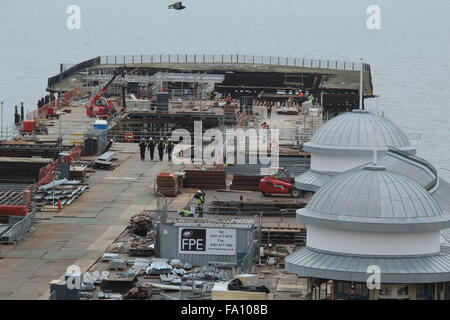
left=91, top=66, right=126, bottom=105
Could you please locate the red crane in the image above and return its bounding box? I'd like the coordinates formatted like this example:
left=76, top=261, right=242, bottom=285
left=87, top=66, right=126, bottom=118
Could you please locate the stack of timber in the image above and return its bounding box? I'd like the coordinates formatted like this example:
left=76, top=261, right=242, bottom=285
left=231, top=175, right=263, bottom=191
left=69, top=164, right=88, bottom=181
left=183, top=170, right=226, bottom=190
left=156, top=173, right=179, bottom=197
left=207, top=200, right=306, bottom=217
left=223, top=104, right=237, bottom=116
left=260, top=223, right=306, bottom=246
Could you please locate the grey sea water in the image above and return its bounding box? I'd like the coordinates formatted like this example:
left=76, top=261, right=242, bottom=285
left=0, top=0, right=449, bottom=178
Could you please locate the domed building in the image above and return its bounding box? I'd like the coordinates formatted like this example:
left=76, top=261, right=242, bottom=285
left=296, top=109, right=418, bottom=193
left=286, top=165, right=450, bottom=300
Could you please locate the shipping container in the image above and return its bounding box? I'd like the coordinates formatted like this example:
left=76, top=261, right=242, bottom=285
left=155, top=218, right=259, bottom=272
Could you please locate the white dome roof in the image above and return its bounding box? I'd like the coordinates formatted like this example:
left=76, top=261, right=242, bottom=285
left=304, top=110, right=416, bottom=155
left=297, top=165, right=449, bottom=232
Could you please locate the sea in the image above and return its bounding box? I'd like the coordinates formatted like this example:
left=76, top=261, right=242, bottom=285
left=0, top=0, right=449, bottom=178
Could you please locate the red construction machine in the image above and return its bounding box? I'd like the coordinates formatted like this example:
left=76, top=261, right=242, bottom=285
left=87, top=67, right=126, bottom=118
left=259, top=167, right=303, bottom=198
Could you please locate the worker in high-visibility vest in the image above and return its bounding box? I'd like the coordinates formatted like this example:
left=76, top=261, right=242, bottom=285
left=157, top=138, right=166, bottom=161
left=193, top=189, right=206, bottom=217
left=148, top=138, right=156, bottom=161
left=166, top=138, right=174, bottom=162
left=177, top=210, right=194, bottom=217
left=138, top=138, right=147, bottom=161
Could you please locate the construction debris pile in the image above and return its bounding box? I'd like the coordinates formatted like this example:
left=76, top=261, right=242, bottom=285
left=33, top=179, right=89, bottom=209
left=81, top=256, right=232, bottom=300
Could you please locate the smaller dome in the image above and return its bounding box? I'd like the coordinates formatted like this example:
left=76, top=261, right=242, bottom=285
left=297, top=165, right=449, bottom=232
left=304, top=110, right=416, bottom=155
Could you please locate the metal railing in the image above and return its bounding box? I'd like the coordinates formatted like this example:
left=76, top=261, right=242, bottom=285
left=100, top=54, right=370, bottom=72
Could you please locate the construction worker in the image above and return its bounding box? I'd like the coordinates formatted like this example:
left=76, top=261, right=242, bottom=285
left=166, top=138, right=174, bottom=162
left=148, top=137, right=156, bottom=161
left=177, top=209, right=194, bottom=217
left=225, top=94, right=232, bottom=105
left=138, top=138, right=147, bottom=161
left=193, top=189, right=206, bottom=217
left=157, top=138, right=166, bottom=161
left=267, top=103, right=272, bottom=118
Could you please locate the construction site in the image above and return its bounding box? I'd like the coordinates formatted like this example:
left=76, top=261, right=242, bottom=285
left=0, top=53, right=379, bottom=300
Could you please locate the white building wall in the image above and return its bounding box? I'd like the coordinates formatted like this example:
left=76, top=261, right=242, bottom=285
left=310, top=153, right=373, bottom=172
left=307, top=225, right=440, bottom=256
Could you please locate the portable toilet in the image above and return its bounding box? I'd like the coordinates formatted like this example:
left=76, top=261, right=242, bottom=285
left=93, top=120, right=108, bottom=130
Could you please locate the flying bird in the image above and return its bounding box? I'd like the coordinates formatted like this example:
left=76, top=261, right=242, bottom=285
left=168, top=2, right=186, bottom=10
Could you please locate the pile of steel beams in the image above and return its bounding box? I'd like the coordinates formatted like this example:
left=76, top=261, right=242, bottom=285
left=206, top=200, right=306, bottom=216
left=225, top=156, right=310, bottom=177
left=0, top=212, right=35, bottom=244
left=231, top=175, right=263, bottom=191
left=0, top=144, right=72, bottom=158
left=33, top=179, right=89, bottom=207
left=0, top=157, right=51, bottom=180
left=0, top=190, right=23, bottom=205
left=260, top=224, right=306, bottom=246
left=183, top=170, right=226, bottom=190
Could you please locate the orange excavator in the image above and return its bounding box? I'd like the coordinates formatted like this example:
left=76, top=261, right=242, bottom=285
left=87, top=66, right=126, bottom=118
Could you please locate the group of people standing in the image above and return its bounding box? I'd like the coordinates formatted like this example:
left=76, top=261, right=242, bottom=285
left=138, top=137, right=175, bottom=162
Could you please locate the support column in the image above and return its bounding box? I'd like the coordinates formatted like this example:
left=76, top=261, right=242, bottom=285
left=331, top=280, right=336, bottom=300
left=409, top=284, right=417, bottom=300
left=369, top=288, right=379, bottom=300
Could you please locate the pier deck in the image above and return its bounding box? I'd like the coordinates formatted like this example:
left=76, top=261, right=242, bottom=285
left=0, top=143, right=170, bottom=299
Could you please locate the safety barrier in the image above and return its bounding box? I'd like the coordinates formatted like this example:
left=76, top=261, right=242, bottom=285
left=24, top=144, right=83, bottom=196
left=27, top=87, right=87, bottom=120
left=48, top=56, right=101, bottom=87
left=100, top=54, right=370, bottom=72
